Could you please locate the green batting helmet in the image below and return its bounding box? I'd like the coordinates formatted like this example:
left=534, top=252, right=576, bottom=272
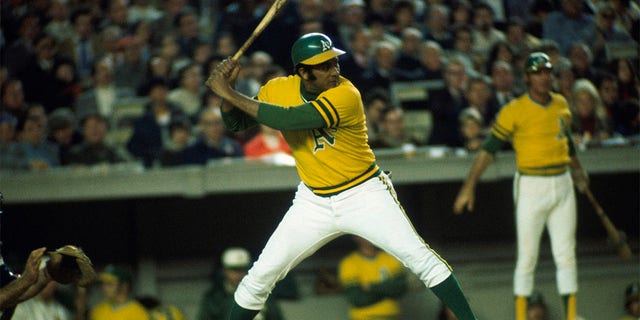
left=525, top=52, right=553, bottom=73
left=291, top=33, right=346, bottom=67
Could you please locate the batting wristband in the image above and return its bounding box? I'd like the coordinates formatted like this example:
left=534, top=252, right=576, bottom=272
left=481, top=133, right=507, bottom=155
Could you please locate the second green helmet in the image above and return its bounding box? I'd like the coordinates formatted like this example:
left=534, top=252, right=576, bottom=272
left=291, top=33, right=346, bottom=67
left=525, top=52, right=553, bottom=73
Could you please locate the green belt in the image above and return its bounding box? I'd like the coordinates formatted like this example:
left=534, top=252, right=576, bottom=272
left=518, top=164, right=569, bottom=176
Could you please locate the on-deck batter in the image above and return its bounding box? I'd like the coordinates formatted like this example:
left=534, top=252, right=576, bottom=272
left=206, top=33, right=478, bottom=320
left=453, top=52, right=589, bottom=320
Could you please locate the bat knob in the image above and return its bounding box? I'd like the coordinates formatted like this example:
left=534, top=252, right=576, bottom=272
left=608, top=230, right=628, bottom=246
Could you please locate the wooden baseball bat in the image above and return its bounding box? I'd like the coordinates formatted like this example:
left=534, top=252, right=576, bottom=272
left=232, top=0, right=288, bottom=60
left=584, top=188, right=633, bottom=259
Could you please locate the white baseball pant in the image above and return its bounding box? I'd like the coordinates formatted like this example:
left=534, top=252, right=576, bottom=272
left=234, top=172, right=452, bottom=310
left=513, top=171, right=578, bottom=296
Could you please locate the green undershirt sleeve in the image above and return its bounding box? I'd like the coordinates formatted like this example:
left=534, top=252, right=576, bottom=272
left=221, top=107, right=259, bottom=132
left=481, top=133, right=508, bottom=155
left=257, top=102, right=326, bottom=130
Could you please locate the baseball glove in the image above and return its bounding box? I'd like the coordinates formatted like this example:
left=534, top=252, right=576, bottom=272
left=46, top=245, right=97, bottom=287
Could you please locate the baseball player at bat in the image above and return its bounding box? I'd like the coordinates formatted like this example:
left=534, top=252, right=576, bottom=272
left=206, top=33, right=478, bottom=320
left=453, top=52, right=589, bottom=320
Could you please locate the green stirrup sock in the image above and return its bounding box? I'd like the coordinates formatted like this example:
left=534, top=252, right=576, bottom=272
left=229, top=300, right=259, bottom=320
left=430, top=274, right=478, bottom=320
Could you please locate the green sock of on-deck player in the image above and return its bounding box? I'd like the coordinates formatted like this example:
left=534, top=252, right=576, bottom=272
left=430, top=274, right=478, bottom=320
left=229, top=300, right=259, bottom=320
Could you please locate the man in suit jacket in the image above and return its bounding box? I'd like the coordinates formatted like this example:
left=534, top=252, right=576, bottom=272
left=427, top=57, right=468, bottom=146
left=489, top=60, right=521, bottom=110
left=126, top=77, right=184, bottom=167
left=75, top=59, right=135, bottom=123
left=58, top=8, right=104, bottom=85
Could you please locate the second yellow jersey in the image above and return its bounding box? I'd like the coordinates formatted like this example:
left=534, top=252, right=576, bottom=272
left=258, top=75, right=378, bottom=195
left=492, top=92, right=573, bottom=174
left=338, top=251, right=405, bottom=320
left=89, top=300, right=150, bottom=320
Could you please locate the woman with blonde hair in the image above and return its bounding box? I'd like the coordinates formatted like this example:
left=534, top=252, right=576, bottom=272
left=570, top=78, right=611, bottom=148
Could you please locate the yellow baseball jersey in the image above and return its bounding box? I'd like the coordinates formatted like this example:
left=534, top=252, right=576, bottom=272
left=89, top=300, right=150, bottom=320
left=149, top=305, right=186, bottom=320
left=492, top=92, right=572, bottom=175
left=258, top=75, right=378, bottom=195
left=338, top=251, right=405, bottom=319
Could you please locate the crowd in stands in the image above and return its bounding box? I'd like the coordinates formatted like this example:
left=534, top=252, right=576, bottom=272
left=0, top=0, right=638, bottom=171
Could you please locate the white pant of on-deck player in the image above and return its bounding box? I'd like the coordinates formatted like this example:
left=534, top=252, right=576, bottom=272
left=513, top=171, right=578, bottom=296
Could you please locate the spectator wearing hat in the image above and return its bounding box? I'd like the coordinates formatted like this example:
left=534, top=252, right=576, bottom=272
left=197, top=247, right=284, bottom=320
left=620, top=281, right=640, bottom=320
left=46, top=107, right=82, bottom=165
left=89, top=264, right=149, bottom=320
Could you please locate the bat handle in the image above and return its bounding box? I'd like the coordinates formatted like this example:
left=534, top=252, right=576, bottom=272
left=232, top=34, right=256, bottom=60
left=585, top=189, right=604, bottom=217
left=232, top=48, right=244, bottom=61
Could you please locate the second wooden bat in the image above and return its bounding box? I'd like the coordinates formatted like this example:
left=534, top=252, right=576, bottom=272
left=585, top=188, right=633, bottom=259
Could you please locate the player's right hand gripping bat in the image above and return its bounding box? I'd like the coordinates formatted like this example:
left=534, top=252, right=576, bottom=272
left=232, top=0, right=288, bottom=60
left=584, top=188, right=633, bottom=259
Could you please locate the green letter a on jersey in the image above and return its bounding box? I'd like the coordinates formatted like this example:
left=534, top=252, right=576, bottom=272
left=313, top=128, right=335, bottom=153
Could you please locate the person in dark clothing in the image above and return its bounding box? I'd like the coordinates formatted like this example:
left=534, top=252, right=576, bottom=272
left=66, top=113, right=129, bottom=166
left=127, top=77, right=185, bottom=167
left=182, top=107, right=243, bottom=165
left=159, top=116, right=192, bottom=167
left=427, top=57, right=469, bottom=146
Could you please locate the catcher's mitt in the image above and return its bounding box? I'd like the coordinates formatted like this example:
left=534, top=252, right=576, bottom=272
left=46, top=245, right=97, bottom=286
